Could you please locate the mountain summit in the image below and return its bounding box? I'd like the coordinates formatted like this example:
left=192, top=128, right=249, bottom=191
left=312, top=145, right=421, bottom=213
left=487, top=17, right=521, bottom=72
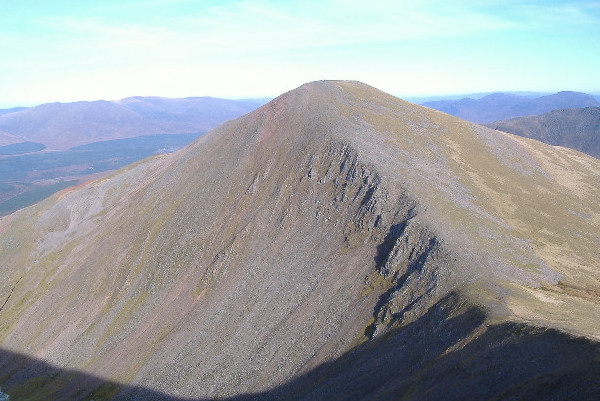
left=1, top=81, right=599, bottom=400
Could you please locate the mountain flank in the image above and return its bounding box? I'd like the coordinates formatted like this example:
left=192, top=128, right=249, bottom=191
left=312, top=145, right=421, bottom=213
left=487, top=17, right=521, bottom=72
left=422, top=90, right=600, bottom=123
left=0, top=81, right=599, bottom=400
left=486, top=106, right=600, bottom=159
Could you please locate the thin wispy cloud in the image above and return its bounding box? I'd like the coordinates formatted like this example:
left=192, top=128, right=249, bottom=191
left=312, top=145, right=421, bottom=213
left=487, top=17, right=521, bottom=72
left=0, top=0, right=598, bottom=106
left=33, top=0, right=519, bottom=53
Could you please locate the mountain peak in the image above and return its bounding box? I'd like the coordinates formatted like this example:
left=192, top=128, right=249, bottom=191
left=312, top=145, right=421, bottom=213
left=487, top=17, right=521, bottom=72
left=1, top=81, right=599, bottom=400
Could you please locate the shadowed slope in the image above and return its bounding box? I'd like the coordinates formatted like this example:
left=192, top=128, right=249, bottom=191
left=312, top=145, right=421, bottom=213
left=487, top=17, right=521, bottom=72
left=0, top=81, right=599, bottom=399
left=2, top=296, right=599, bottom=401
left=486, top=106, right=600, bottom=159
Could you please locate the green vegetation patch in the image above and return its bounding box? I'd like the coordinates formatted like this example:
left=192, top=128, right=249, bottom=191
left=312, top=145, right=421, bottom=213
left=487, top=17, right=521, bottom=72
left=0, top=141, right=45, bottom=155
left=85, top=382, right=122, bottom=401
left=0, top=133, right=203, bottom=215
left=0, top=181, right=77, bottom=216
left=0, top=183, right=14, bottom=191
left=6, top=375, right=61, bottom=401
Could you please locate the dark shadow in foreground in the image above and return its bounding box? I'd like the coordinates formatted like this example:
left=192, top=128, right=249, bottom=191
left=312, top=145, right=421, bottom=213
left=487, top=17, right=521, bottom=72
left=1, top=295, right=599, bottom=401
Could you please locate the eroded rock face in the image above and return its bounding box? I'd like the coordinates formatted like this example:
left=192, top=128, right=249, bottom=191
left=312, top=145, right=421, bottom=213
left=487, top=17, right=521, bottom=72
left=370, top=220, right=455, bottom=336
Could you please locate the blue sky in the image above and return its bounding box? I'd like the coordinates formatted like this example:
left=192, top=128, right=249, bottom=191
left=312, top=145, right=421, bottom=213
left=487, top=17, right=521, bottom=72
left=1, top=0, right=599, bottom=107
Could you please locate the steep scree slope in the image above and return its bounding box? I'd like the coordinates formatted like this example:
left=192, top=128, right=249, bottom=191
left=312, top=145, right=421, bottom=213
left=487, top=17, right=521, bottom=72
left=0, top=81, right=599, bottom=400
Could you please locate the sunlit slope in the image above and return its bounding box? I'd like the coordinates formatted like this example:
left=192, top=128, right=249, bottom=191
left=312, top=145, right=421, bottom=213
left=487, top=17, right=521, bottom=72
left=0, top=81, right=598, bottom=400
left=301, top=81, right=600, bottom=337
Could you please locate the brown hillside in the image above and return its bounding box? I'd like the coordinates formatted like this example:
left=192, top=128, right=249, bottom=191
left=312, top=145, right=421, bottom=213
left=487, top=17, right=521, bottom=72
left=486, top=106, right=600, bottom=159
left=0, top=81, right=599, bottom=400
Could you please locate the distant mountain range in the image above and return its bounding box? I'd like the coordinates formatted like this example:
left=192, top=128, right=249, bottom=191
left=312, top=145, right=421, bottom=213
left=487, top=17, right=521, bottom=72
left=405, top=91, right=550, bottom=103
left=486, top=107, right=600, bottom=159
left=0, top=96, right=268, bottom=150
left=0, top=107, right=27, bottom=117
left=422, top=91, right=600, bottom=124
